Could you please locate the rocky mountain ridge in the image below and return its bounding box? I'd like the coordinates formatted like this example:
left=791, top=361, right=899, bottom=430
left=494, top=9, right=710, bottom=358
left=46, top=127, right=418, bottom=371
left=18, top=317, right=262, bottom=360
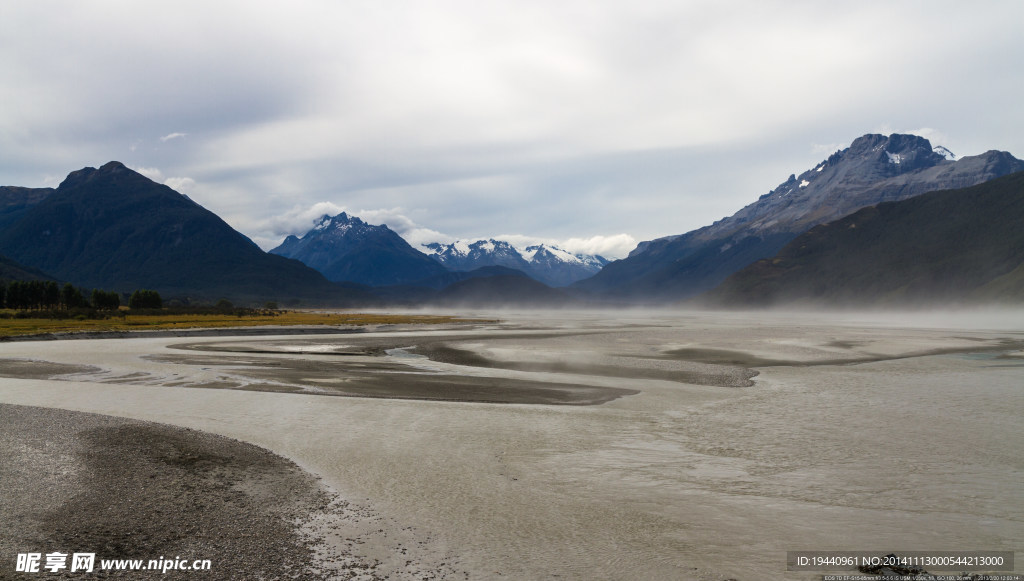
left=270, top=212, right=448, bottom=286
left=422, top=239, right=608, bottom=287
left=0, top=162, right=367, bottom=304
left=574, top=133, right=1024, bottom=301
left=701, top=170, right=1024, bottom=306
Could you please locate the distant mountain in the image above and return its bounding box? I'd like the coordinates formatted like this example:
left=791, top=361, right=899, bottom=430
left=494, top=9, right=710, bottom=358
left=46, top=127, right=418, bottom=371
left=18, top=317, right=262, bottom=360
left=701, top=170, right=1024, bottom=306
left=270, top=212, right=448, bottom=286
left=422, top=239, right=608, bottom=286
left=432, top=273, right=573, bottom=307
left=0, top=162, right=365, bottom=304
left=406, top=265, right=530, bottom=290
left=575, top=133, right=1024, bottom=301
left=369, top=266, right=533, bottom=304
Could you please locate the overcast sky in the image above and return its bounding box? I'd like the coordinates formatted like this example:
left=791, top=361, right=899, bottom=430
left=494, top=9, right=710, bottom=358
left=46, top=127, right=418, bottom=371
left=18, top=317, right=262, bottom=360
left=2, top=1, right=1022, bottom=258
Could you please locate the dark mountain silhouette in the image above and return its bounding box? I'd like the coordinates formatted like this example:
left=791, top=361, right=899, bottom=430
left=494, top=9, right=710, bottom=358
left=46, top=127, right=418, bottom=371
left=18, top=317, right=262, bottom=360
left=701, top=171, right=1024, bottom=306
left=367, top=266, right=532, bottom=304
left=271, top=212, right=448, bottom=286
left=0, top=186, right=53, bottom=231
left=407, top=265, right=530, bottom=290
left=0, top=162, right=367, bottom=304
left=575, top=134, right=1024, bottom=301
left=432, top=273, right=572, bottom=307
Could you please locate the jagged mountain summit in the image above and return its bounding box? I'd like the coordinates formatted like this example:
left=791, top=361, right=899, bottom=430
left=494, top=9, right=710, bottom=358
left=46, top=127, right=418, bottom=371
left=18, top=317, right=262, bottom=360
left=270, top=212, right=448, bottom=286
left=0, top=162, right=362, bottom=303
left=422, top=239, right=608, bottom=287
left=575, top=133, right=1024, bottom=301
left=520, top=244, right=610, bottom=287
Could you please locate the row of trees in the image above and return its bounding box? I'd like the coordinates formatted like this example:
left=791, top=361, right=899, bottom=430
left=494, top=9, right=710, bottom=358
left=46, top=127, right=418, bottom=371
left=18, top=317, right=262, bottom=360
left=0, top=280, right=162, bottom=311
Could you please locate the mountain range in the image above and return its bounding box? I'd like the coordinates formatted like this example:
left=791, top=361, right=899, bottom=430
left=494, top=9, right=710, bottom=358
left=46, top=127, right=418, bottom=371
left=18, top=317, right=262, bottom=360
left=270, top=213, right=448, bottom=286
left=0, top=162, right=371, bottom=305
left=422, top=239, right=608, bottom=287
left=701, top=170, right=1024, bottom=306
left=270, top=215, right=608, bottom=289
left=1, top=132, right=1021, bottom=307
left=575, top=134, right=1024, bottom=301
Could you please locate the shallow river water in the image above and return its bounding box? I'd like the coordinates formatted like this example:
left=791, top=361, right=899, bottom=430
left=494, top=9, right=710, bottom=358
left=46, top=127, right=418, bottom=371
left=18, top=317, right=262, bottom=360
left=1, top=309, right=1022, bottom=580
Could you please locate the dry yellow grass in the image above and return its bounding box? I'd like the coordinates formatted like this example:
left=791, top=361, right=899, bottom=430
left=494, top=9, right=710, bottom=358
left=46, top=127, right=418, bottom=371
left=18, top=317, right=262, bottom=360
left=0, top=311, right=484, bottom=339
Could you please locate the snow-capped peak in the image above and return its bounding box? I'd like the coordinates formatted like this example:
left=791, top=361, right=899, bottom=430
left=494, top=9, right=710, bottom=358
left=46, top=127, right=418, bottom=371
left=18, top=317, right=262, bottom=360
left=421, top=238, right=609, bottom=286
left=524, top=244, right=584, bottom=265
left=933, top=145, right=957, bottom=161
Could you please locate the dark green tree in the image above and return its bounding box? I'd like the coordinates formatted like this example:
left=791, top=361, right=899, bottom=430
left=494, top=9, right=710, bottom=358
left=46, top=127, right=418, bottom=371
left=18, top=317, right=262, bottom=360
left=6, top=281, right=24, bottom=309
left=28, top=281, right=46, bottom=309
left=91, top=289, right=121, bottom=310
left=61, top=283, right=87, bottom=309
left=129, top=289, right=162, bottom=309
left=44, top=281, right=60, bottom=309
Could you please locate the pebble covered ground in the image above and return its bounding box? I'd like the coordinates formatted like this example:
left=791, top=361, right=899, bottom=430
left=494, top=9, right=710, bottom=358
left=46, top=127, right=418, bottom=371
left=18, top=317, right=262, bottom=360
left=0, top=403, right=460, bottom=580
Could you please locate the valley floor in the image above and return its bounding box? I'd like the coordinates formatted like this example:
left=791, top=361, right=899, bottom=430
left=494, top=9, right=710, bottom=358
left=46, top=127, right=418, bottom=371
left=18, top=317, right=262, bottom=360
left=0, top=310, right=1022, bottom=580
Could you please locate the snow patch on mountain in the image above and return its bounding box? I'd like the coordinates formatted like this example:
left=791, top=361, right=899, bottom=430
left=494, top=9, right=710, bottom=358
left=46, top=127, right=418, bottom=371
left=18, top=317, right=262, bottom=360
left=422, top=238, right=609, bottom=286
left=933, top=145, right=957, bottom=161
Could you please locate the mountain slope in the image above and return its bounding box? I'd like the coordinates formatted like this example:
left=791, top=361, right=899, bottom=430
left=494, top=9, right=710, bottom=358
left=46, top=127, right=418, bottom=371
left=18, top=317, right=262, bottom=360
left=423, top=239, right=608, bottom=286
left=432, top=274, right=572, bottom=307
left=270, top=212, right=448, bottom=286
left=575, top=134, right=1024, bottom=301
left=0, top=253, right=56, bottom=282
left=405, top=265, right=530, bottom=290
left=0, top=162, right=361, bottom=303
left=701, top=170, right=1024, bottom=306
left=0, top=186, right=54, bottom=231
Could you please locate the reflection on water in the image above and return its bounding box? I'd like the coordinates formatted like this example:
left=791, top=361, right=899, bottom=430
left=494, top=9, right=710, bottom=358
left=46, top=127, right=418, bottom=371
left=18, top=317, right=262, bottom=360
left=0, top=310, right=1022, bottom=580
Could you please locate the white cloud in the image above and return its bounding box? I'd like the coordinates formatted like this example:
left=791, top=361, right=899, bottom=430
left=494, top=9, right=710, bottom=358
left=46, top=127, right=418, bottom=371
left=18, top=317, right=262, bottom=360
left=3, top=0, right=1023, bottom=250
left=244, top=203, right=636, bottom=259
left=811, top=142, right=846, bottom=156
left=129, top=166, right=197, bottom=194
left=356, top=207, right=455, bottom=249
left=559, top=234, right=637, bottom=259
left=164, top=176, right=197, bottom=193
left=903, top=127, right=953, bottom=150
left=450, top=233, right=636, bottom=259
left=132, top=166, right=164, bottom=181
left=262, top=201, right=347, bottom=238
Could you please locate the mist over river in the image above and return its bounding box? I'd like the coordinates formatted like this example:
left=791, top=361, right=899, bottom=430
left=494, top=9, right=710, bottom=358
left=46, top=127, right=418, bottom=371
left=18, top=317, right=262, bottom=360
left=1, top=309, right=1022, bottom=580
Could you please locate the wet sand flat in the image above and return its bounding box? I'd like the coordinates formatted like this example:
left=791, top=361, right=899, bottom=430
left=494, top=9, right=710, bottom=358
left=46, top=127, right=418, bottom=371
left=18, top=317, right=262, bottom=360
left=1, top=309, right=1022, bottom=580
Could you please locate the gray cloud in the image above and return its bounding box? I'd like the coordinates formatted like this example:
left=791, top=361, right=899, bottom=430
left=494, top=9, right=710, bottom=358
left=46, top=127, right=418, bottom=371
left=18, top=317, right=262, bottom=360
left=3, top=0, right=1022, bottom=254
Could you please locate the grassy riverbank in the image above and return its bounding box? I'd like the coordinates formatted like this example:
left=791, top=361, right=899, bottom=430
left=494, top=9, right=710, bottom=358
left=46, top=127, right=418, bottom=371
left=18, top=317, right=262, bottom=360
left=0, top=310, right=479, bottom=339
